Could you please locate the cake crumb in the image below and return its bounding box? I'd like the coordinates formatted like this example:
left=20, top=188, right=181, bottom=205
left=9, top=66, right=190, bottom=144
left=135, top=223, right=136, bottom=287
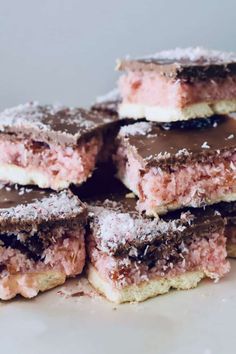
left=119, top=122, right=152, bottom=137
left=125, top=192, right=136, bottom=199
left=201, top=141, right=210, bottom=149
left=226, top=134, right=234, bottom=140
left=57, top=277, right=101, bottom=299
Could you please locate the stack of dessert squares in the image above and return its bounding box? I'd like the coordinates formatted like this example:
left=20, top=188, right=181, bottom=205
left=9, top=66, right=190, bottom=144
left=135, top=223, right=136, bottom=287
left=0, top=47, right=236, bottom=304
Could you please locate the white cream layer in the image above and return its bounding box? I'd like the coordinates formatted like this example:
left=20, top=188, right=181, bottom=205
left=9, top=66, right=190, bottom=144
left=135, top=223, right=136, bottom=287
left=0, top=164, right=69, bottom=189
left=118, top=100, right=236, bottom=122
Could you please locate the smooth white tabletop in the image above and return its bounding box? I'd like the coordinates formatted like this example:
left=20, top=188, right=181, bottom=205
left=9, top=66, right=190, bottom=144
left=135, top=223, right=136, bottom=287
left=1, top=260, right=236, bottom=354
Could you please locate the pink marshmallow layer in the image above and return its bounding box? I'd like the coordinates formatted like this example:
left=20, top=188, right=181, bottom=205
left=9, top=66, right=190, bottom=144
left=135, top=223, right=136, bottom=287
left=89, top=232, right=229, bottom=289
left=116, top=146, right=236, bottom=214
left=0, top=135, right=102, bottom=190
left=0, top=225, right=85, bottom=279
left=119, top=71, right=236, bottom=108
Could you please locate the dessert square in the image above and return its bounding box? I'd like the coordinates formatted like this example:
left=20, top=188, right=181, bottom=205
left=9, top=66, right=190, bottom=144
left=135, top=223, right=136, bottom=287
left=86, top=191, right=229, bottom=303
left=0, top=102, right=120, bottom=190
left=114, top=116, right=236, bottom=215
left=117, top=47, right=236, bottom=122
left=0, top=185, right=87, bottom=300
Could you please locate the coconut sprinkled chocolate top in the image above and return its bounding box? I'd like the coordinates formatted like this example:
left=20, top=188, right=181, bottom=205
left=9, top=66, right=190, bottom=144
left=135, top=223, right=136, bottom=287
left=0, top=102, right=118, bottom=146
left=0, top=184, right=87, bottom=232
left=92, top=89, right=121, bottom=115
left=117, top=47, right=236, bottom=80
left=88, top=191, right=223, bottom=257
left=118, top=115, right=236, bottom=169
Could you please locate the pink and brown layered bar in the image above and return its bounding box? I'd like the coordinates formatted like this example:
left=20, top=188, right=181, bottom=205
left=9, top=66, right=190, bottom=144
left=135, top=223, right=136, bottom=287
left=87, top=192, right=229, bottom=303
left=117, top=47, right=236, bottom=122
left=114, top=116, right=236, bottom=215
left=0, top=102, right=120, bottom=190
left=0, top=185, right=87, bottom=300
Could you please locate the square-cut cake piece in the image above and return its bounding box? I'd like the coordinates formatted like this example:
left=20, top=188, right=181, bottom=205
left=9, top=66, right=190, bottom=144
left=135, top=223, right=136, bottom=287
left=0, top=185, right=87, bottom=300
left=114, top=116, right=236, bottom=215
left=86, top=192, right=229, bottom=303
left=117, top=47, right=236, bottom=122
left=0, top=102, right=120, bottom=190
left=213, top=201, right=236, bottom=258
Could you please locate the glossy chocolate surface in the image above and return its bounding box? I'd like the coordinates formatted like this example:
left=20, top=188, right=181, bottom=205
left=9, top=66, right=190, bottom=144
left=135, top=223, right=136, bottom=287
left=117, top=48, right=236, bottom=80
left=0, top=184, right=87, bottom=232
left=80, top=171, right=224, bottom=259
left=119, top=116, right=236, bottom=168
left=0, top=102, right=119, bottom=146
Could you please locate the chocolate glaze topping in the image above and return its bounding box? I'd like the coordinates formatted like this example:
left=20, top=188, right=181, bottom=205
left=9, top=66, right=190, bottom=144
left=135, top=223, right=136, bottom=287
left=0, top=184, right=87, bottom=233
left=117, top=47, right=236, bottom=81
left=118, top=115, right=236, bottom=169
left=86, top=178, right=224, bottom=263
left=0, top=102, right=119, bottom=146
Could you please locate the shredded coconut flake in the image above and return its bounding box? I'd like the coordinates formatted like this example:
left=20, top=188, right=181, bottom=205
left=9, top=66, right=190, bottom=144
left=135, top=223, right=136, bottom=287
left=90, top=203, right=188, bottom=254
left=175, top=148, right=190, bottom=158
left=0, top=102, right=111, bottom=137
left=119, top=122, right=152, bottom=137
left=0, top=189, right=85, bottom=223
left=0, top=102, right=47, bottom=131
left=96, top=88, right=120, bottom=104
left=201, top=141, right=211, bottom=149
left=155, top=151, right=171, bottom=160
left=226, top=134, right=234, bottom=140
left=138, top=47, right=236, bottom=63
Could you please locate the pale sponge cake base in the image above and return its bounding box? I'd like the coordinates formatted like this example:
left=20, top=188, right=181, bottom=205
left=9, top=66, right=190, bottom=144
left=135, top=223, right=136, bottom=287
left=118, top=99, right=236, bottom=122
left=87, top=265, right=205, bottom=304
left=0, top=271, right=66, bottom=300
left=145, top=193, right=236, bottom=217
left=0, top=164, right=69, bottom=190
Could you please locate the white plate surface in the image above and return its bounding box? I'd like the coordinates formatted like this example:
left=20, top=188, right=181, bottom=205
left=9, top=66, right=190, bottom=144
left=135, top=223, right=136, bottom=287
left=1, top=260, right=236, bottom=354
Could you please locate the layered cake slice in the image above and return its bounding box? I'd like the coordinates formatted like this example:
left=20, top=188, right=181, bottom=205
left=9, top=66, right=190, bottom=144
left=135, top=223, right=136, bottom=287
left=114, top=116, right=236, bottom=215
left=117, top=47, right=236, bottom=122
left=0, top=185, right=87, bottom=300
left=86, top=191, right=229, bottom=303
left=0, top=102, right=120, bottom=190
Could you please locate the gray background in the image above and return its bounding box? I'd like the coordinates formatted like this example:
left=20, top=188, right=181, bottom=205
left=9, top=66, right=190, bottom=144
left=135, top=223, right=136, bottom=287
left=0, top=0, right=235, bottom=110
